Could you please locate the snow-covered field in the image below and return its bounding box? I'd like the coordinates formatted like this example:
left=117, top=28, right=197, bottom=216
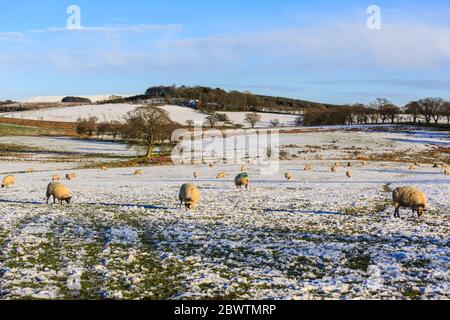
left=1, top=103, right=300, bottom=128
left=20, top=95, right=136, bottom=104
left=0, top=128, right=448, bottom=300
left=1, top=104, right=138, bottom=123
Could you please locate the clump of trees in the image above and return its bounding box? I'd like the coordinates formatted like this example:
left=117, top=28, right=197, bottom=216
left=62, top=96, right=92, bottom=104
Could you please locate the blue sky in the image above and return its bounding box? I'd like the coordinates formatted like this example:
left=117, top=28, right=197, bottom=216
left=1, top=0, right=450, bottom=104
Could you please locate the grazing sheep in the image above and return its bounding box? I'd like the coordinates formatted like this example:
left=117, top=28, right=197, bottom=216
left=241, top=165, right=249, bottom=172
left=331, top=165, right=338, bottom=173
left=409, top=165, right=417, bottom=171
left=392, top=187, right=428, bottom=218
left=133, top=170, right=143, bottom=176
left=101, top=166, right=108, bottom=171
left=46, top=182, right=72, bottom=205
left=66, top=173, right=77, bottom=180
left=216, top=172, right=226, bottom=179
left=51, top=174, right=60, bottom=181
left=445, top=170, right=450, bottom=176
left=334, top=162, right=341, bottom=167
left=346, top=171, right=352, bottom=178
left=235, top=172, right=250, bottom=190
left=194, top=171, right=200, bottom=178
left=1, top=175, right=15, bottom=189
left=304, top=164, right=312, bottom=171
left=414, top=162, right=420, bottom=167
left=285, top=172, right=293, bottom=181
left=178, top=183, right=200, bottom=210
left=26, top=168, right=34, bottom=173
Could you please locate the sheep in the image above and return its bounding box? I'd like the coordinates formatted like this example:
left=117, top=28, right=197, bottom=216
left=241, top=165, right=249, bottom=172
left=194, top=171, right=200, bottom=178
left=208, top=163, right=215, bottom=168
left=347, top=162, right=352, bottom=167
left=433, top=163, right=439, bottom=168
left=334, top=162, right=341, bottom=167
left=304, top=164, right=312, bottom=171
left=409, top=165, right=417, bottom=171
left=445, top=170, right=450, bottom=176
left=1, top=175, right=15, bottom=189
left=46, top=182, right=72, bottom=205
left=178, top=183, right=200, bottom=210
left=51, top=174, right=60, bottom=181
left=361, top=162, right=369, bottom=166
left=331, top=165, right=338, bottom=173
left=235, top=172, right=250, bottom=190
left=216, top=172, right=226, bottom=179
left=25, top=168, right=34, bottom=174
left=346, top=171, right=352, bottom=178
left=285, top=172, right=293, bottom=181
left=101, top=166, right=108, bottom=171
left=66, top=173, right=77, bottom=180
left=392, top=187, right=428, bottom=218
left=133, top=170, right=143, bottom=176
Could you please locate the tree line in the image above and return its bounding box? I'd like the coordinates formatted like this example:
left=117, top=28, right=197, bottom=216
left=304, top=97, right=450, bottom=126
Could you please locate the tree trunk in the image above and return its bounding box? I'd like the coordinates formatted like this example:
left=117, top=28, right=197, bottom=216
left=146, top=145, right=153, bottom=158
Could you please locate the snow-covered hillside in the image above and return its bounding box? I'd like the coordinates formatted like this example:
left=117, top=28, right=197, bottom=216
left=1, top=103, right=301, bottom=128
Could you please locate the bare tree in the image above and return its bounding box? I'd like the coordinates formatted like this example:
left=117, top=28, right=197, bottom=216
left=204, top=115, right=218, bottom=128
left=404, top=101, right=421, bottom=123
left=244, top=112, right=261, bottom=128
left=443, top=101, right=450, bottom=124
left=122, top=106, right=175, bottom=158
left=76, top=116, right=98, bottom=138
left=418, top=97, right=445, bottom=125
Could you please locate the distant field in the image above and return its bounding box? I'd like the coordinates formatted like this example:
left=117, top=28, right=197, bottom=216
left=2, top=103, right=301, bottom=128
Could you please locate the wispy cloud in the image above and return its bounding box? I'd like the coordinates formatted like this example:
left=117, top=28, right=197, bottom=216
left=31, top=24, right=183, bottom=34
left=0, top=32, right=24, bottom=41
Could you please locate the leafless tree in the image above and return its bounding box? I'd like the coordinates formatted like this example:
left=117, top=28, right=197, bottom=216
left=122, top=106, right=176, bottom=158
left=244, top=112, right=261, bottom=128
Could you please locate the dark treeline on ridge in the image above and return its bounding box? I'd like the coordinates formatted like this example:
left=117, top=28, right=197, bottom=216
left=121, top=85, right=341, bottom=114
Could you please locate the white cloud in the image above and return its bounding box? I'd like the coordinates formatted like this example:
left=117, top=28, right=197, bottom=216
left=0, top=32, right=24, bottom=41
left=168, top=23, right=450, bottom=69
left=31, top=24, right=183, bottom=34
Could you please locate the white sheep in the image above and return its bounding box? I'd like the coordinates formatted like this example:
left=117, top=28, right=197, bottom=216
left=194, top=171, right=200, bottom=178
left=304, top=164, right=312, bottom=171
left=346, top=171, right=352, bottom=178
left=66, top=173, right=77, bottom=180
left=1, top=175, right=15, bottom=189
left=216, top=172, right=226, bottom=179
left=179, top=183, right=200, bottom=209
left=51, top=174, right=60, bottom=181
left=46, top=182, right=72, bottom=205
left=392, top=187, right=428, bottom=218
left=285, top=172, right=293, bottom=181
